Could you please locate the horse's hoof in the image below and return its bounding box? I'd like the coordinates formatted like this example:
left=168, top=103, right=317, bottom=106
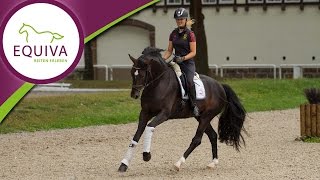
left=143, top=152, right=151, bottom=162
left=118, top=163, right=128, bottom=172
left=174, top=157, right=185, bottom=171
left=207, top=158, right=219, bottom=169
left=206, top=162, right=216, bottom=169
left=174, top=163, right=181, bottom=171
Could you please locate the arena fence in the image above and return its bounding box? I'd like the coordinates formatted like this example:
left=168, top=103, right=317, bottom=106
left=74, top=64, right=320, bottom=81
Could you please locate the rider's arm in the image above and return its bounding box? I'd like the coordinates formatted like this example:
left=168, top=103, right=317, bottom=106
left=163, top=41, right=173, bottom=60
left=183, top=42, right=196, bottom=61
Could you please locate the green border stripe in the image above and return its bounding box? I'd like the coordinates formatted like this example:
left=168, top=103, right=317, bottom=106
left=84, top=0, right=160, bottom=43
left=0, top=83, right=34, bottom=122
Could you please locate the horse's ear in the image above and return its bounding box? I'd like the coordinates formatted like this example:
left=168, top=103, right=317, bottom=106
left=128, top=54, right=137, bottom=64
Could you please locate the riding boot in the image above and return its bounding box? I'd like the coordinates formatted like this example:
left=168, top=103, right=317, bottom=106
left=189, top=84, right=199, bottom=117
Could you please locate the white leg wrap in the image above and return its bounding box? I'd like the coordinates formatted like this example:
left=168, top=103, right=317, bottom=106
left=207, top=158, right=219, bottom=169
left=213, top=158, right=219, bottom=165
left=174, top=156, right=186, bottom=171
left=121, top=140, right=138, bottom=166
left=143, top=126, right=155, bottom=153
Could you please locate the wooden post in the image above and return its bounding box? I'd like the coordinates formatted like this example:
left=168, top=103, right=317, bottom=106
left=311, top=104, right=317, bottom=136
left=305, top=104, right=311, bottom=136
left=317, top=105, right=320, bottom=137
left=300, top=105, right=306, bottom=137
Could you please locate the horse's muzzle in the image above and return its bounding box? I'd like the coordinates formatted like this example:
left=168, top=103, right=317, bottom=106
left=131, top=89, right=140, bottom=99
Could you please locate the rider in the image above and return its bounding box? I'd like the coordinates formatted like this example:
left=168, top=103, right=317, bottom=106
left=163, top=7, right=199, bottom=117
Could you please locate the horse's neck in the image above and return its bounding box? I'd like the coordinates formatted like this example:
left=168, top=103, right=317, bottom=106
left=150, top=64, right=168, bottom=77
left=145, top=66, right=174, bottom=90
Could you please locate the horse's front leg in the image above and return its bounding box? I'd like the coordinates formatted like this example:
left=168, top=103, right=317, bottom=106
left=118, top=111, right=152, bottom=172
left=142, top=110, right=170, bottom=162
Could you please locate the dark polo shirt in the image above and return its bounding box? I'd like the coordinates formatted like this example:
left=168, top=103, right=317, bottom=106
left=169, top=27, right=196, bottom=62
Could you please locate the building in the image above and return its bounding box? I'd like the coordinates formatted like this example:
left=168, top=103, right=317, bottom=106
left=74, top=0, right=320, bottom=80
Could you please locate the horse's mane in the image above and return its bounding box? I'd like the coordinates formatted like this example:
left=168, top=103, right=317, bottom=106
left=140, top=47, right=167, bottom=66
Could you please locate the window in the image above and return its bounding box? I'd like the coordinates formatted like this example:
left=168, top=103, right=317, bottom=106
left=184, top=0, right=190, bottom=5
left=167, top=0, right=182, bottom=5
left=248, top=0, right=263, bottom=3
left=219, top=0, right=234, bottom=4
left=266, top=0, right=282, bottom=3
left=202, top=0, right=217, bottom=4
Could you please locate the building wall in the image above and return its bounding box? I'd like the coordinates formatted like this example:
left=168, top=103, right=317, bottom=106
left=75, top=3, right=320, bottom=80
left=96, top=25, right=150, bottom=65
left=131, top=6, right=320, bottom=66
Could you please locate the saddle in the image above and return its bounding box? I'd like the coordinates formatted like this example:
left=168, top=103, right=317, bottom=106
left=168, top=61, right=205, bottom=100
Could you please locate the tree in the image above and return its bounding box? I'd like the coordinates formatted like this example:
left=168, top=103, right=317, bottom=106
left=83, top=41, right=94, bottom=80
left=190, top=0, right=209, bottom=75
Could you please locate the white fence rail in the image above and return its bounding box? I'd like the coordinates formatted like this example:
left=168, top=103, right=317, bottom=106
left=75, top=64, right=320, bottom=80
left=109, top=65, right=132, bottom=81
left=220, top=64, right=277, bottom=79
left=76, top=65, right=109, bottom=80
left=209, top=64, right=219, bottom=76
left=279, top=64, right=320, bottom=79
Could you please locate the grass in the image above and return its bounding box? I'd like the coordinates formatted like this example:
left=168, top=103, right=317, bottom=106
left=224, top=78, right=320, bottom=112
left=302, top=137, right=320, bottom=143
left=0, top=92, right=140, bottom=134
left=1, top=78, right=320, bottom=134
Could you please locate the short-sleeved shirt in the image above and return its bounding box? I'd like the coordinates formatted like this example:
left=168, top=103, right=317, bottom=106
left=169, top=28, right=196, bottom=61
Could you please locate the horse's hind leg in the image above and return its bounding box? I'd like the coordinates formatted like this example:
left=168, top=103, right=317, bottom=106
left=174, top=117, right=211, bottom=171
left=204, top=124, right=219, bottom=169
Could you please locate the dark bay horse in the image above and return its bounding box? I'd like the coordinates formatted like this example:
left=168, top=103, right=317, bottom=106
left=118, top=47, right=246, bottom=172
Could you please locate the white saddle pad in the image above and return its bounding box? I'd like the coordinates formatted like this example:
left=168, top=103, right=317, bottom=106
left=176, top=73, right=206, bottom=100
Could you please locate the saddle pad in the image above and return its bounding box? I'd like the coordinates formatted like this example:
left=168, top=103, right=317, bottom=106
left=176, top=73, right=206, bottom=100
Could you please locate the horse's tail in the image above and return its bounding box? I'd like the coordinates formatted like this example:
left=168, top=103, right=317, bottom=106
left=218, top=84, right=246, bottom=151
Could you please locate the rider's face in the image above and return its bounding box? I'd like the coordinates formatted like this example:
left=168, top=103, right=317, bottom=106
left=176, top=18, right=187, bottom=28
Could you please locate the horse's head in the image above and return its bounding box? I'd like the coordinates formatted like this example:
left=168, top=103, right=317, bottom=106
left=18, top=23, right=27, bottom=34
left=129, top=47, right=167, bottom=99
left=129, top=54, right=149, bottom=99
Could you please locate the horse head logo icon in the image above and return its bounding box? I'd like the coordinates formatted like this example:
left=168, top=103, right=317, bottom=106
left=18, top=23, right=64, bottom=43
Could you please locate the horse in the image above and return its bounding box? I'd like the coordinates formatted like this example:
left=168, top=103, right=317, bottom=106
left=118, top=47, right=246, bottom=172
left=18, top=23, right=64, bottom=43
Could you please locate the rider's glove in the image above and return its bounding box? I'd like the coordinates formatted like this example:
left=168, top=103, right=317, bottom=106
left=175, top=56, right=185, bottom=64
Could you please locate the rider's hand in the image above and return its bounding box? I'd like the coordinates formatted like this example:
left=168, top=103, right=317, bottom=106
left=175, top=56, right=185, bottom=63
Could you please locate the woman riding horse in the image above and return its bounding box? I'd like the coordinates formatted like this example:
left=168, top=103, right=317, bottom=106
left=118, top=46, right=246, bottom=172
left=163, top=7, right=199, bottom=117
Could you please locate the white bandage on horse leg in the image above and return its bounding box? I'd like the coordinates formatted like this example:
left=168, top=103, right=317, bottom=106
left=121, top=140, right=138, bottom=166
left=143, top=126, right=155, bottom=153
left=207, top=158, right=219, bottom=169
left=174, top=156, right=186, bottom=171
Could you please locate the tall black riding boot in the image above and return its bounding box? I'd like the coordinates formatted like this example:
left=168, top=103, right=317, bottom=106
left=189, top=85, right=199, bottom=117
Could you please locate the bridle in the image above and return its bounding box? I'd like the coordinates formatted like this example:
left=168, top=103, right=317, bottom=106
left=131, top=64, right=169, bottom=93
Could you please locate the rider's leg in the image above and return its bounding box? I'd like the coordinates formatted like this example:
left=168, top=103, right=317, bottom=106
left=180, top=61, right=199, bottom=117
